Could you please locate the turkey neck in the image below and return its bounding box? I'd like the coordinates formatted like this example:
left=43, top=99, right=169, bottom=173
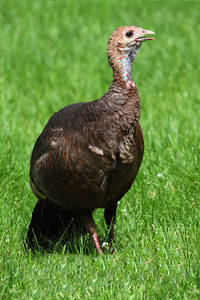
left=107, top=40, right=138, bottom=86
left=105, top=38, right=141, bottom=135
left=111, top=53, right=135, bottom=85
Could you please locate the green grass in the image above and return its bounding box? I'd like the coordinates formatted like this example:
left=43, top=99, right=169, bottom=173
left=0, top=1, right=199, bottom=299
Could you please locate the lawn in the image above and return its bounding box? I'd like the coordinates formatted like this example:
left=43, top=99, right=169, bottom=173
left=0, top=1, right=199, bottom=299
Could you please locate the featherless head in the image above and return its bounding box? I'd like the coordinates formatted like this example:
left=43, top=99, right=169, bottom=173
left=107, top=26, right=155, bottom=89
left=108, top=26, right=155, bottom=53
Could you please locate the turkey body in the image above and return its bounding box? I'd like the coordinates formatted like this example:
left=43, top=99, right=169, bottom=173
left=30, top=84, right=143, bottom=213
left=27, top=25, right=154, bottom=254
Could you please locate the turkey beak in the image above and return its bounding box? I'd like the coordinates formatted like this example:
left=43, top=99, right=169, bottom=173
left=135, top=29, right=155, bottom=42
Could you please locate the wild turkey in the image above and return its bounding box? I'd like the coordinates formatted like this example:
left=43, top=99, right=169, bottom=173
left=27, top=26, right=155, bottom=254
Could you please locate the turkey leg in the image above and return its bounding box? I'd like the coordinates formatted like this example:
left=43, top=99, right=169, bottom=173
left=81, top=214, right=102, bottom=255
left=104, top=205, right=117, bottom=254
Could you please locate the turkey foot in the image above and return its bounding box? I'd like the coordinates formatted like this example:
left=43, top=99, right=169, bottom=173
left=81, top=214, right=102, bottom=255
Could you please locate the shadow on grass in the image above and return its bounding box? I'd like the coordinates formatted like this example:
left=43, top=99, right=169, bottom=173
left=23, top=230, right=111, bottom=257
left=23, top=198, right=116, bottom=256
left=23, top=219, right=112, bottom=256
left=22, top=221, right=115, bottom=257
left=23, top=218, right=93, bottom=256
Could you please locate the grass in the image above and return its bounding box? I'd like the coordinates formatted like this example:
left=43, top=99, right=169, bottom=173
left=0, top=0, right=199, bottom=299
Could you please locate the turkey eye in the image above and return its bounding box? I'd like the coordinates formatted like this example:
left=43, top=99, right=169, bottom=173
left=126, top=31, right=134, bottom=38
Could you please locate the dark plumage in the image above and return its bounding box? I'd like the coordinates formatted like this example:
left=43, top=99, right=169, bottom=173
left=27, top=26, right=155, bottom=254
